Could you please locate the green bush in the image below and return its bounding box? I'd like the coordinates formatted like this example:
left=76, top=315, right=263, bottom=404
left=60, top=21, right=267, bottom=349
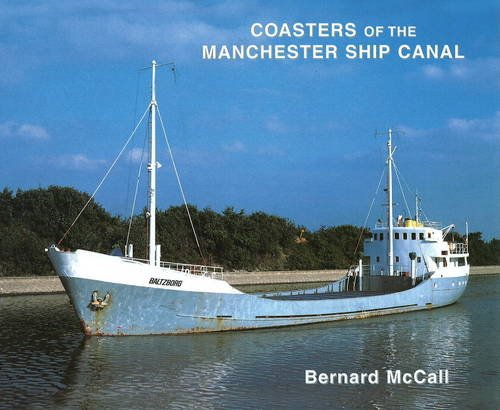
left=0, top=186, right=496, bottom=276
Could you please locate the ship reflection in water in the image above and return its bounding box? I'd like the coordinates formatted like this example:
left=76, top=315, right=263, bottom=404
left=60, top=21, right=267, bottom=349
left=0, top=275, right=498, bottom=408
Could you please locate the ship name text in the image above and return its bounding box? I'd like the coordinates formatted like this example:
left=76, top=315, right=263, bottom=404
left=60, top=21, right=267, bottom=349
left=149, top=277, right=183, bottom=287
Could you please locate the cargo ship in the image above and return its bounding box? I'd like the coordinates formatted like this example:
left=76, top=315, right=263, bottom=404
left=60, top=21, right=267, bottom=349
left=47, top=61, right=469, bottom=335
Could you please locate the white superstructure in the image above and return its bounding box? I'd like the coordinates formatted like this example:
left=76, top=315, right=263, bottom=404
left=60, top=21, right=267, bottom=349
left=364, top=220, right=469, bottom=280
left=363, top=129, right=469, bottom=282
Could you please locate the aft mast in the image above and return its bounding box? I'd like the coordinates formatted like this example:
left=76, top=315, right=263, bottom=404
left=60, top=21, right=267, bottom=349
left=148, top=60, right=158, bottom=266
left=387, top=129, right=394, bottom=276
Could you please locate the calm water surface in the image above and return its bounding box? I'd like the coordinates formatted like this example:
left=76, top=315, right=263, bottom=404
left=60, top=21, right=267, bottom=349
left=1, top=275, right=499, bottom=409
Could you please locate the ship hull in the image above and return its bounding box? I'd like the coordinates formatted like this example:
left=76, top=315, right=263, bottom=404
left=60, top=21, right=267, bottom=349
left=61, top=276, right=467, bottom=336
left=48, top=248, right=469, bottom=336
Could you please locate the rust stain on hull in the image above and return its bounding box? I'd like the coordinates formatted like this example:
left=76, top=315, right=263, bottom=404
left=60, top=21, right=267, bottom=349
left=80, top=304, right=428, bottom=336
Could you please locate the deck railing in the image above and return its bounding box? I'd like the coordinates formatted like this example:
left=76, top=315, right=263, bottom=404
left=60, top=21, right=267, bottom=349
left=449, top=242, right=468, bottom=254
left=123, top=257, right=224, bottom=280
left=375, top=220, right=442, bottom=229
left=160, top=261, right=224, bottom=280
left=421, top=221, right=442, bottom=229
left=369, top=264, right=411, bottom=276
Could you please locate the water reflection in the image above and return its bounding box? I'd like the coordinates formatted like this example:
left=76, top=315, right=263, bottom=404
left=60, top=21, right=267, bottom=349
left=1, top=275, right=498, bottom=408
left=0, top=295, right=81, bottom=408
left=53, top=300, right=474, bottom=408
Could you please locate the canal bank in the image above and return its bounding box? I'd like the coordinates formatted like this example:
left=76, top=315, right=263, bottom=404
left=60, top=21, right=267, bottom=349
left=0, top=266, right=497, bottom=296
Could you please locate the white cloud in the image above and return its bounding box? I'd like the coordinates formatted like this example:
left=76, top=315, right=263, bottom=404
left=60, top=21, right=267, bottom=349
left=0, top=121, right=14, bottom=137
left=256, top=145, right=286, bottom=157
left=264, top=116, right=288, bottom=134
left=127, top=147, right=145, bottom=163
left=447, top=111, right=500, bottom=141
left=18, top=124, right=49, bottom=139
left=422, top=65, right=445, bottom=79
left=395, top=125, right=429, bottom=139
left=221, top=141, right=286, bottom=157
left=447, top=118, right=473, bottom=132
left=421, top=58, right=500, bottom=89
left=223, top=141, right=246, bottom=153
left=397, top=112, right=500, bottom=142
left=0, top=0, right=251, bottom=70
left=54, top=153, right=106, bottom=170
left=0, top=121, right=49, bottom=139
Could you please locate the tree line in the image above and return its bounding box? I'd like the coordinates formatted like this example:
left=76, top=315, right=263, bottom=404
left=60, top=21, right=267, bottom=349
left=0, top=186, right=497, bottom=276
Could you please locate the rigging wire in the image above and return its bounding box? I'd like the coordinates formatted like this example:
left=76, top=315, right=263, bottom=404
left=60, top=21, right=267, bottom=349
left=57, top=104, right=151, bottom=246
left=392, top=160, right=431, bottom=223
left=124, top=70, right=144, bottom=215
left=392, top=159, right=413, bottom=195
left=125, top=123, right=149, bottom=252
left=391, top=162, right=431, bottom=275
left=132, top=70, right=141, bottom=130
left=351, top=166, right=386, bottom=263
left=393, top=160, right=423, bottom=219
left=392, top=160, right=412, bottom=218
left=156, top=106, right=206, bottom=263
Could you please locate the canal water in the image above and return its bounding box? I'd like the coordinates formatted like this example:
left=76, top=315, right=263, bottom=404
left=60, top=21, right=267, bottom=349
left=1, top=274, right=498, bottom=409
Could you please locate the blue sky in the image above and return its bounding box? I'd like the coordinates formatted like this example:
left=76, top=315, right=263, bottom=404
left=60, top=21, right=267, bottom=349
left=0, top=0, right=498, bottom=238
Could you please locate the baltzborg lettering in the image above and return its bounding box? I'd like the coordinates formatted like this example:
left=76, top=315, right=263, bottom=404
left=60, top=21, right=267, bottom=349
left=149, top=277, right=183, bottom=287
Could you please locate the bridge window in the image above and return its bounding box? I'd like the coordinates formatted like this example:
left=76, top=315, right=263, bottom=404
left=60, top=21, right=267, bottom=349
left=432, top=257, right=448, bottom=268
left=376, top=256, right=380, bottom=262
left=451, top=257, right=466, bottom=267
left=374, top=233, right=378, bottom=240
left=411, top=233, right=416, bottom=240
left=417, top=257, right=421, bottom=263
left=403, top=232, right=408, bottom=240
left=380, top=233, right=384, bottom=241
left=395, top=232, right=400, bottom=239
left=419, top=233, right=424, bottom=240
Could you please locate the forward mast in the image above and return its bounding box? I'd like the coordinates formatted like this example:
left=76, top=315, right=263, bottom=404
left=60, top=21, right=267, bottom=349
left=148, top=60, right=158, bottom=266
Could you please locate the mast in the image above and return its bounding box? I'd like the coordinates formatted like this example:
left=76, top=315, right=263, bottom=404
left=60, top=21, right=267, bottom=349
left=387, top=128, right=394, bottom=276
left=415, top=190, right=419, bottom=223
left=148, top=60, right=157, bottom=265
left=465, top=221, right=469, bottom=246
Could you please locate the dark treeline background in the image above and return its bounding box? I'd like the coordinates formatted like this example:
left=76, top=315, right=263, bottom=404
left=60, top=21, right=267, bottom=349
left=0, top=186, right=498, bottom=276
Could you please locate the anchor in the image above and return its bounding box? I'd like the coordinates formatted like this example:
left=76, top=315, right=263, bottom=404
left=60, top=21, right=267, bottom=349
left=90, top=290, right=111, bottom=310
